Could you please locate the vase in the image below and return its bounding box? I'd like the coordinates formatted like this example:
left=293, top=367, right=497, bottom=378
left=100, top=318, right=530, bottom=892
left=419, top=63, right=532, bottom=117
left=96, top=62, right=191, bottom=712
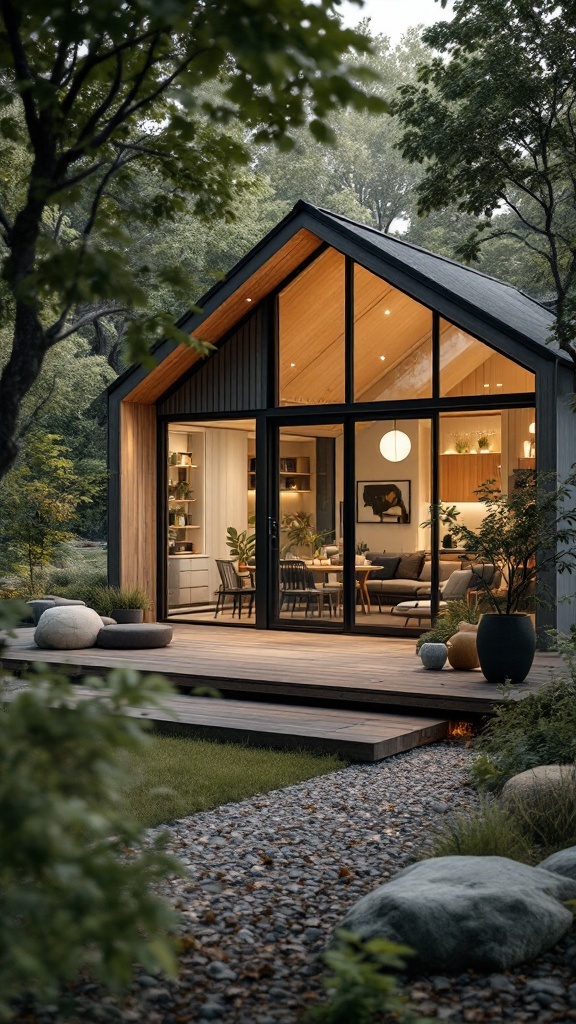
left=446, top=630, right=479, bottom=670
left=476, top=613, right=536, bottom=684
left=420, top=642, right=448, bottom=670
left=355, top=555, right=366, bottom=566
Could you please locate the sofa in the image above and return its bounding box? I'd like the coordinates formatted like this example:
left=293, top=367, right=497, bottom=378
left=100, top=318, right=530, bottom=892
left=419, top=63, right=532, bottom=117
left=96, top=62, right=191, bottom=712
left=364, top=551, right=465, bottom=608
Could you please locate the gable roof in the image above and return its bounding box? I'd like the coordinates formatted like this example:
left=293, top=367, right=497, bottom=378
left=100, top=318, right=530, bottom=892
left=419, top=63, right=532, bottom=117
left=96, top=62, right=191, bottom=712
left=110, top=200, right=565, bottom=403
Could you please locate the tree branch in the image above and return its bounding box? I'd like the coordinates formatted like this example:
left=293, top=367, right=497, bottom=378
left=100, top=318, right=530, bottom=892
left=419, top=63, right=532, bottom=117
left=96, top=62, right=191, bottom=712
left=0, top=203, right=13, bottom=245
left=50, top=305, right=130, bottom=343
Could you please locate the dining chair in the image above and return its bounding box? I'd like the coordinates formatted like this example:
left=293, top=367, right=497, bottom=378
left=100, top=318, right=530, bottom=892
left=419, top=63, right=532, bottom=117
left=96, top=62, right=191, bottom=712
left=214, top=559, right=255, bottom=619
left=279, top=559, right=336, bottom=618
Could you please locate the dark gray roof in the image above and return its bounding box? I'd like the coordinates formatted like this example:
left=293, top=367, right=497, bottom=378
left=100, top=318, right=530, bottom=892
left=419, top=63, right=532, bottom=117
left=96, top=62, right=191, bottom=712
left=302, top=202, right=559, bottom=357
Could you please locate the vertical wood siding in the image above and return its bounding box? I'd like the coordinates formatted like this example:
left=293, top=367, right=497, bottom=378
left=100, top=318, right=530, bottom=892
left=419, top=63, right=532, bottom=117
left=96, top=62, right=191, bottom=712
left=158, top=308, right=265, bottom=416
left=120, top=402, right=157, bottom=619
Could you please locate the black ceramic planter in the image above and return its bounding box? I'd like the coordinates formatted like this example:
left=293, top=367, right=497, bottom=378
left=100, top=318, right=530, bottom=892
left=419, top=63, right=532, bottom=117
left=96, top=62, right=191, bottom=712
left=111, top=608, right=144, bottom=624
left=476, top=614, right=536, bottom=684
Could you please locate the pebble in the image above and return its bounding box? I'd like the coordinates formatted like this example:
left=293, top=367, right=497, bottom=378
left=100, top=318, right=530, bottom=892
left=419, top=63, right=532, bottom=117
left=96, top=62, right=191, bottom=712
left=10, top=741, right=576, bottom=1023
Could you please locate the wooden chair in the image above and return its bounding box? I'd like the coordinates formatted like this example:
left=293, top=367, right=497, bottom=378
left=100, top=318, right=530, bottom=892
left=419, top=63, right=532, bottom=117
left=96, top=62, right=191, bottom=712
left=279, top=559, right=336, bottom=618
left=214, top=559, right=255, bottom=619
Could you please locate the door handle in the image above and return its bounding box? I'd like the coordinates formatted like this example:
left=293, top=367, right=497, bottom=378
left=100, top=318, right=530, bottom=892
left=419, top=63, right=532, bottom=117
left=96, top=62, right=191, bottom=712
left=268, top=517, right=278, bottom=540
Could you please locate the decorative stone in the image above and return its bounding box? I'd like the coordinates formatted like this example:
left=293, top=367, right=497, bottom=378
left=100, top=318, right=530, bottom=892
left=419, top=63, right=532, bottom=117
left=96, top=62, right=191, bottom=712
left=100, top=616, right=117, bottom=626
left=27, top=599, right=55, bottom=625
left=539, top=845, right=576, bottom=882
left=419, top=643, right=448, bottom=670
left=34, top=606, right=104, bottom=650
left=446, top=630, right=479, bottom=670
left=47, top=596, right=87, bottom=607
left=96, top=623, right=173, bottom=649
left=502, top=765, right=576, bottom=814
left=338, top=855, right=576, bottom=973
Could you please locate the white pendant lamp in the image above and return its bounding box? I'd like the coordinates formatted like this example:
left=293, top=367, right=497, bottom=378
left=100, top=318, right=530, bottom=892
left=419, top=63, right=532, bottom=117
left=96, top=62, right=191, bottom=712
left=379, top=423, right=411, bottom=462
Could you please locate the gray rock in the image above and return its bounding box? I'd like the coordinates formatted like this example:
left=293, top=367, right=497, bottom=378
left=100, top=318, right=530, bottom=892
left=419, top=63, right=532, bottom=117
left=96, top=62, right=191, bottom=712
left=205, top=961, right=237, bottom=982
left=539, top=845, right=576, bottom=881
left=502, top=765, right=576, bottom=812
left=338, top=855, right=576, bottom=973
left=35, top=606, right=104, bottom=649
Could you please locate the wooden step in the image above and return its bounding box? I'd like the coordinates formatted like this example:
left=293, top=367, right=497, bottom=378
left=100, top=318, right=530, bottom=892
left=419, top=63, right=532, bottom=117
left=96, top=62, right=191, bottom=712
left=2, top=682, right=449, bottom=762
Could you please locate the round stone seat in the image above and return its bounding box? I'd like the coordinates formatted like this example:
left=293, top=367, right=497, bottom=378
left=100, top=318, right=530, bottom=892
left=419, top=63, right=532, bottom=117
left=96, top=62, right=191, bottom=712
left=96, top=624, right=173, bottom=649
left=35, top=606, right=104, bottom=649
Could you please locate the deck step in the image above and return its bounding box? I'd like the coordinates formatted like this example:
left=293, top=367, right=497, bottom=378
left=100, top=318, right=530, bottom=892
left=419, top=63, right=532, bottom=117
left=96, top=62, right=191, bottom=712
left=3, top=682, right=449, bottom=762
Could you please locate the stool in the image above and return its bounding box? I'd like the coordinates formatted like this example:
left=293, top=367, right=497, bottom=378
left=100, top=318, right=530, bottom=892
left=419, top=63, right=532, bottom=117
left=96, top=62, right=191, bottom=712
left=96, top=623, right=173, bottom=649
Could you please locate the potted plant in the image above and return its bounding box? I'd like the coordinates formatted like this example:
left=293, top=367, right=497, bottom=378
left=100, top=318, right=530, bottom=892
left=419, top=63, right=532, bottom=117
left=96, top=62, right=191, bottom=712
left=90, top=585, right=151, bottom=623
left=280, top=511, right=333, bottom=559
left=439, top=473, right=576, bottom=683
left=226, top=516, right=256, bottom=570
left=356, top=540, right=369, bottom=565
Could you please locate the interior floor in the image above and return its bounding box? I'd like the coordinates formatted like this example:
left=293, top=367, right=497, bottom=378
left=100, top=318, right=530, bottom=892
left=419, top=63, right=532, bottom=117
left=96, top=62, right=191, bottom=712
left=167, top=600, right=405, bottom=627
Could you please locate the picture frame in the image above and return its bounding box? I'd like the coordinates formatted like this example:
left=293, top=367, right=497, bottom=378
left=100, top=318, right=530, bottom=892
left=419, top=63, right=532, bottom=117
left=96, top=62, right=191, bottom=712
left=357, top=480, right=411, bottom=524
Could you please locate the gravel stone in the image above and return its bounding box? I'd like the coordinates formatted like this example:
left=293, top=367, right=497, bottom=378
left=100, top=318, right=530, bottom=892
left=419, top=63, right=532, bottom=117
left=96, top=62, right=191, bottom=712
left=10, top=741, right=576, bottom=1024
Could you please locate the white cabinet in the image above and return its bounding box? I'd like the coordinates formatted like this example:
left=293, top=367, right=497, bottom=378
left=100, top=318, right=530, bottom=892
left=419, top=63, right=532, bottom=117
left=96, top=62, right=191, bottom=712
left=168, top=555, right=210, bottom=607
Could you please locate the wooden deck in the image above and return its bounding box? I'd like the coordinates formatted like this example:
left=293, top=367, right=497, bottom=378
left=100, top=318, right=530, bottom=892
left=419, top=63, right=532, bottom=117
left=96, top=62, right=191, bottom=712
left=3, top=625, right=558, bottom=716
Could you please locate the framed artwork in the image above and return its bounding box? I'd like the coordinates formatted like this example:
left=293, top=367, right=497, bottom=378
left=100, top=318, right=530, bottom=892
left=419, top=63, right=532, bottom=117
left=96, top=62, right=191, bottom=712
left=357, top=480, right=411, bottom=524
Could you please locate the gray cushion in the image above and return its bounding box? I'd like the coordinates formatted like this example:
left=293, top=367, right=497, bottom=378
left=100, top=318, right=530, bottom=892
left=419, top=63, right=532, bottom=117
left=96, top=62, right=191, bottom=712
left=366, top=579, right=421, bottom=596
left=46, top=596, right=87, bottom=607
left=395, top=551, right=426, bottom=580
left=418, top=561, right=456, bottom=584
left=365, top=551, right=385, bottom=563
left=442, top=570, right=474, bottom=601
left=27, top=599, right=55, bottom=625
left=96, top=624, right=173, bottom=649
left=368, top=556, right=401, bottom=581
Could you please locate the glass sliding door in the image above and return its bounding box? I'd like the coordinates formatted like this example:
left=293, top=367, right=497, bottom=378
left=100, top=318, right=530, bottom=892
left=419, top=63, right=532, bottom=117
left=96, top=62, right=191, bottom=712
left=166, top=418, right=257, bottom=624
left=354, top=417, right=436, bottom=632
left=274, top=422, right=344, bottom=629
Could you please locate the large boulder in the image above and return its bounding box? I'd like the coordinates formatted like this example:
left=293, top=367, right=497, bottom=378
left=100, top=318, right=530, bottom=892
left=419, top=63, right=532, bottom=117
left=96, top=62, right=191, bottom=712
left=35, top=606, right=103, bottom=650
left=338, top=855, right=576, bottom=973
left=501, top=765, right=576, bottom=813
left=539, top=846, right=576, bottom=882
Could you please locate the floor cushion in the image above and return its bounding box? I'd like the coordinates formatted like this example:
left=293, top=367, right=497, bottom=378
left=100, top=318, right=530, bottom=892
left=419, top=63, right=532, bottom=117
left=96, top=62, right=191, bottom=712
left=96, top=624, right=173, bottom=649
left=35, top=606, right=104, bottom=649
left=27, top=599, right=56, bottom=625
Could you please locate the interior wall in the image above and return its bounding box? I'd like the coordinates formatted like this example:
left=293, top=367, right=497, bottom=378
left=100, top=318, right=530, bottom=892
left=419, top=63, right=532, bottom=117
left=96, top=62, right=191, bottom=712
left=204, top=427, right=250, bottom=600
left=120, top=402, right=157, bottom=620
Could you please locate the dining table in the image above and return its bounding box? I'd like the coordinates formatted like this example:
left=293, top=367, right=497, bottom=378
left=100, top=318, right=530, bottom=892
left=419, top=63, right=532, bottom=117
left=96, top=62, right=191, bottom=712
left=304, top=562, right=374, bottom=614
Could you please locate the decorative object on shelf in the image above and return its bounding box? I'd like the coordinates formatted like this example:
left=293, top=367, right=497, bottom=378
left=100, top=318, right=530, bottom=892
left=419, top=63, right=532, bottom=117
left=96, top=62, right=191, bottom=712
left=437, top=473, right=576, bottom=683
left=379, top=421, right=411, bottom=462
left=447, top=623, right=479, bottom=670
left=168, top=505, right=186, bottom=526
left=420, top=642, right=448, bottom=670
left=355, top=540, right=369, bottom=565
left=280, top=458, right=297, bottom=473
left=169, top=451, right=178, bottom=466
left=226, top=515, right=256, bottom=569
left=477, top=431, right=495, bottom=452
left=442, top=533, right=453, bottom=548
left=174, top=480, right=189, bottom=499
left=358, top=481, right=410, bottom=524
left=451, top=431, right=470, bottom=454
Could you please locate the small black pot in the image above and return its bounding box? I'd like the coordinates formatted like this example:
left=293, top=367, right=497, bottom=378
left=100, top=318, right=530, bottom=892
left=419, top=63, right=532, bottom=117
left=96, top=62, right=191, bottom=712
left=476, top=613, right=536, bottom=684
left=111, top=608, right=144, bottom=624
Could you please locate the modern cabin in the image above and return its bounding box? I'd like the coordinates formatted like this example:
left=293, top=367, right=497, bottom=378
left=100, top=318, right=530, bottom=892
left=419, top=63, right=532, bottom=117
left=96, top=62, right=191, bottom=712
left=107, top=201, right=575, bottom=637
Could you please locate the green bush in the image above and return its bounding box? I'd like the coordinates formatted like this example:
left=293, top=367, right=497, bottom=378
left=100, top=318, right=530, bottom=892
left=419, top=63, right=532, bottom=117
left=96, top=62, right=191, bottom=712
left=503, top=768, right=576, bottom=854
left=471, top=644, right=576, bottom=791
left=425, top=800, right=535, bottom=863
left=416, top=600, right=477, bottom=652
left=306, top=931, right=426, bottom=1024
left=88, top=585, right=150, bottom=616
left=0, top=603, right=178, bottom=1017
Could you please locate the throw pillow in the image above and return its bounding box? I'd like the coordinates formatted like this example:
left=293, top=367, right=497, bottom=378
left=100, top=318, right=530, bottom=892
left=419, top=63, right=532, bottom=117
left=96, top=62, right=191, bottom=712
left=369, top=556, right=401, bottom=581
left=395, top=551, right=426, bottom=580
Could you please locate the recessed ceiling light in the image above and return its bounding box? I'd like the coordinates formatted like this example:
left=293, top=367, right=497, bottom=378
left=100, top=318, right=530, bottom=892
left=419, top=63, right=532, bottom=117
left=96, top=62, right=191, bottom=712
left=290, top=362, right=296, bottom=367
left=483, top=383, right=490, bottom=388
left=496, top=383, right=503, bottom=387
left=384, top=309, right=391, bottom=316
left=379, top=355, right=386, bottom=361
left=246, top=297, right=252, bottom=302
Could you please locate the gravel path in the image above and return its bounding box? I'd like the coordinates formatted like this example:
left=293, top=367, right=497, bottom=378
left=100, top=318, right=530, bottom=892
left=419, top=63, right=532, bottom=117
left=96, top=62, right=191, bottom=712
left=17, top=741, right=576, bottom=1023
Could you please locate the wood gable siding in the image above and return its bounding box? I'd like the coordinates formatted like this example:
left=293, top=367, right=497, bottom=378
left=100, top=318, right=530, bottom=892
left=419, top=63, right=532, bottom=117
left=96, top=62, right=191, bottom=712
left=119, top=402, right=157, bottom=619
left=159, top=305, right=266, bottom=416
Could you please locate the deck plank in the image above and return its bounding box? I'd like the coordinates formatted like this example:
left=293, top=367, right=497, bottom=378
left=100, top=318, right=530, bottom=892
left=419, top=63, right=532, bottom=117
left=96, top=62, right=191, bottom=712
left=1, top=625, right=557, bottom=716
left=1, top=682, right=448, bottom=762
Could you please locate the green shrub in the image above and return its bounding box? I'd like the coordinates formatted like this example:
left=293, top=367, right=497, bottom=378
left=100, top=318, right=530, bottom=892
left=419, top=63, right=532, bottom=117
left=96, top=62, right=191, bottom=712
left=88, top=585, right=150, bottom=616
left=305, top=931, right=426, bottom=1024
left=424, top=800, right=535, bottom=863
left=471, top=667, right=576, bottom=792
left=416, top=600, right=477, bottom=652
left=0, top=602, right=178, bottom=1016
left=504, top=768, right=576, bottom=855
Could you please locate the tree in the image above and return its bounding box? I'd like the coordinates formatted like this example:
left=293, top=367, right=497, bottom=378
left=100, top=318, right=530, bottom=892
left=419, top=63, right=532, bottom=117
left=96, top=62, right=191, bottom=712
left=0, top=0, right=385, bottom=480
left=395, top=0, right=576, bottom=362
left=0, top=432, right=87, bottom=592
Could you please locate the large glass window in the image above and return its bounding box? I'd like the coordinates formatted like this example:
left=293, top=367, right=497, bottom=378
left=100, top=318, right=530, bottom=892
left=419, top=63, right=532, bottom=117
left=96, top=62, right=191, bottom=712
left=440, top=320, right=535, bottom=396
left=278, top=249, right=345, bottom=406
left=354, top=418, right=434, bottom=631
left=354, top=264, right=432, bottom=402
left=167, top=419, right=256, bottom=623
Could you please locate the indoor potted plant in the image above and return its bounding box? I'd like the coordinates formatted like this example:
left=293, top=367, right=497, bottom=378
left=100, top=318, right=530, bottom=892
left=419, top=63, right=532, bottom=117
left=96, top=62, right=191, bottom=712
left=226, top=516, right=256, bottom=571
left=439, top=473, right=576, bottom=683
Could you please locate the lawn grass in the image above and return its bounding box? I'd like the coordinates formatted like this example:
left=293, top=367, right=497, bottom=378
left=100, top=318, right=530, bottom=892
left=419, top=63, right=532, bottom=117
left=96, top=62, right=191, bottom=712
left=118, top=733, right=344, bottom=829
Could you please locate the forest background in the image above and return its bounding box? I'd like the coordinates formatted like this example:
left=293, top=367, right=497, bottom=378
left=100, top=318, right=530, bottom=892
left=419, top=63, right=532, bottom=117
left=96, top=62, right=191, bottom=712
left=0, top=13, right=559, bottom=587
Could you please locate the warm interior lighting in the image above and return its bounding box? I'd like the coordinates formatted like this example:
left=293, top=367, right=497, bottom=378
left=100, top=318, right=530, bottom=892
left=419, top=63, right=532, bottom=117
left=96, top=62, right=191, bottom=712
left=483, top=383, right=489, bottom=388
left=529, top=421, right=536, bottom=434
left=379, top=355, right=386, bottom=361
left=496, top=382, right=503, bottom=387
left=384, top=309, right=390, bottom=316
left=290, top=362, right=296, bottom=367
left=379, top=428, right=411, bottom=462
